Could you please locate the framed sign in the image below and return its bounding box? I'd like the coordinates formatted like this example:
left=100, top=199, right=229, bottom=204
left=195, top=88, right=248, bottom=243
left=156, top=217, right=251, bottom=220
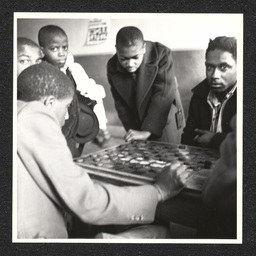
left=86, top=19, right=109, bottom=45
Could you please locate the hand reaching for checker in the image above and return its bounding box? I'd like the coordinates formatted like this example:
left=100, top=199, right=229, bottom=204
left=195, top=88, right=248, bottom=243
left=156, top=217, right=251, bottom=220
left=154, top=162, right=191, bottom=202
left=193, top=129, right=215, bottom=146
left=124, top=129, right=151, bottom=142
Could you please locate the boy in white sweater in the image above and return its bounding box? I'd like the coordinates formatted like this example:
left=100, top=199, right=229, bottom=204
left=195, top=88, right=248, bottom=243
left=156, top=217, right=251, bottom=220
left=38, top=24, right=111, bottom=148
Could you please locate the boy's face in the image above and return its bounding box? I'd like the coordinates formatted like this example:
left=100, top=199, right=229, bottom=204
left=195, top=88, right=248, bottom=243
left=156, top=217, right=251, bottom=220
left=41, top=34, right=68, bottom=69
left=205, top=49, right=237, bottom=93
left=116, top=41, right=146, bottom=73
left=17, top=45, right=44, bottom=76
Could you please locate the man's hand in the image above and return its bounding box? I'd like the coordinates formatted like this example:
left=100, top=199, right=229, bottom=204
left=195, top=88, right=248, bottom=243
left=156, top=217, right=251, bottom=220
left=124, top=129, right=151, bottom=142
left=203, top=115, right=237, bottom=208
left=193, top=129, right=215, bottom=146
left=154, top=162, right=191, bottom=202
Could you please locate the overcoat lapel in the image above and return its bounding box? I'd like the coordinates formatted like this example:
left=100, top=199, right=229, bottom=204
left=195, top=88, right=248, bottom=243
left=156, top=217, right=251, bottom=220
left=136, top=64, right=158, bottom=111
left=111, top=73, right=137, bottom=112
left=136, top=41, right=158, bottom=113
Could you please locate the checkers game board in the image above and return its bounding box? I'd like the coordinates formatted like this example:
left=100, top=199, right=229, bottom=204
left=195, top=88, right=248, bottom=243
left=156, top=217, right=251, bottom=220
left=74, top=140, right=219, bottom=192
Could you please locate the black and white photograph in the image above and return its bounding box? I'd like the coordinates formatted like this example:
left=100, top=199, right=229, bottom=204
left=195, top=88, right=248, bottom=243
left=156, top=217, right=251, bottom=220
left=13, top=12, right=243, bottom=243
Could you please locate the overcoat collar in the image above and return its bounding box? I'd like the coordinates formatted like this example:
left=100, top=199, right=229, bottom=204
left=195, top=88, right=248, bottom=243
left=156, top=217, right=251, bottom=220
left=192, top=79, right=211, bottom=99
left=193, top=78, right=237, bottom=100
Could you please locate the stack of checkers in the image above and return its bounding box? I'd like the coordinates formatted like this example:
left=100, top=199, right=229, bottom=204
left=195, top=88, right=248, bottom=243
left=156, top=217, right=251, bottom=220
left=74, top=140, right=219, bottom=190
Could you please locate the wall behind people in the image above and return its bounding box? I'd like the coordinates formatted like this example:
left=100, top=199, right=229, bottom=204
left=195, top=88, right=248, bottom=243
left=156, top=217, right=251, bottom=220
left=17, top=15, right=240, bottom=126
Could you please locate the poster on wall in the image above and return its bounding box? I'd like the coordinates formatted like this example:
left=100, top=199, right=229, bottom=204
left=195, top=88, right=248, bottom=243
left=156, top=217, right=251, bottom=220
left=85, top=19, right=109, bottom=45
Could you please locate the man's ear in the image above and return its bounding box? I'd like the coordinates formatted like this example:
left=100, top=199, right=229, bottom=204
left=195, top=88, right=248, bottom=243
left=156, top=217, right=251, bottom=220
left=40, top=46, right=45, bottom=55
left=143, top=42, right=146, bottom=54
left=43, top=95, right=56, bottom=110
left=40, top=49, right=45, bottom=58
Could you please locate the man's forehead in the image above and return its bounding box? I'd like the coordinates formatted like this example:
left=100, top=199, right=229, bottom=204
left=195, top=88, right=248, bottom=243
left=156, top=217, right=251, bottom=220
left=206, top=49, right=236, bottom=63
left=117, top=43, right=145, bottom=56
left=18, top=45, right=41, bottom=57
left=46, top=35, right=68, bottom=45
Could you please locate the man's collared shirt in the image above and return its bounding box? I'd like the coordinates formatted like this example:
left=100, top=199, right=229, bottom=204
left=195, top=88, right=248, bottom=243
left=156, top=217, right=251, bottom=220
left=207, top=84, right=237, bottom=133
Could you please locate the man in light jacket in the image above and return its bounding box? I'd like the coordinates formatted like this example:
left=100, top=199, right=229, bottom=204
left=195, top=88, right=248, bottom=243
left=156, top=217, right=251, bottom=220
left=17, top=62, right=189, bottom=239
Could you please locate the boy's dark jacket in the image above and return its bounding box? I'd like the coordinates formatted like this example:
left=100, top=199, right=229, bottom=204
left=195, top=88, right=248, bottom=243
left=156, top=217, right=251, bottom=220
left=62, top=68, right=99, bottom=157
left=107, top=41, right=183, bottom=142
left=181, top=79, right=237, bottom=149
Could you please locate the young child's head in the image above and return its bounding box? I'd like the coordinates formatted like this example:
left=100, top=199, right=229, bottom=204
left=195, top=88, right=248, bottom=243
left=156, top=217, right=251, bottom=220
left=115, top=26, right=146, bottom=73
left=38, top=25, right=68, bottom=69
left=17, top=37, right=44, bottom=76
left=18, top=62, right=74, bottom=127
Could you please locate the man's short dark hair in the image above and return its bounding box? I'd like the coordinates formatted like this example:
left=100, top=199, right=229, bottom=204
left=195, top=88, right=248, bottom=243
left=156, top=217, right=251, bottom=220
left=18, top=62, right=74, bottom=101
left=206, top=36, right=237, bottom=61
left=116, top=26, right=144, bottom=48
left=18, top=37, right=40, bottom=51
left=38, top=25, right=67, bottom=47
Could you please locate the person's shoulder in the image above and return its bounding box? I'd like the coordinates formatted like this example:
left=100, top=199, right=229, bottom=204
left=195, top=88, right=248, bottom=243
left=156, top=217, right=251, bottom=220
left=70, top=62, right=86, bottom=74
left=107, top=54, right=118, bottom=71
left=18, top=100, right=57, bottom=126
left=107, top=53, right=117, bottom=63
left=148, top=41, right=171, bottom=53
left=192, top=79, right=210, bottom=95
left=65, top=54, right=86, bottom=73
left=17, top=100, right=67, bottom=148
left=144, top=41, right=172, bottom=63
left=18, top=100, right=45, bottom=115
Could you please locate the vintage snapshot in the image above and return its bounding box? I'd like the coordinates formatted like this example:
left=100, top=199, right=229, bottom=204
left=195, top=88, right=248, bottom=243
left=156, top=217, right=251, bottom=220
left=13, top=13, right=243, bottom=243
